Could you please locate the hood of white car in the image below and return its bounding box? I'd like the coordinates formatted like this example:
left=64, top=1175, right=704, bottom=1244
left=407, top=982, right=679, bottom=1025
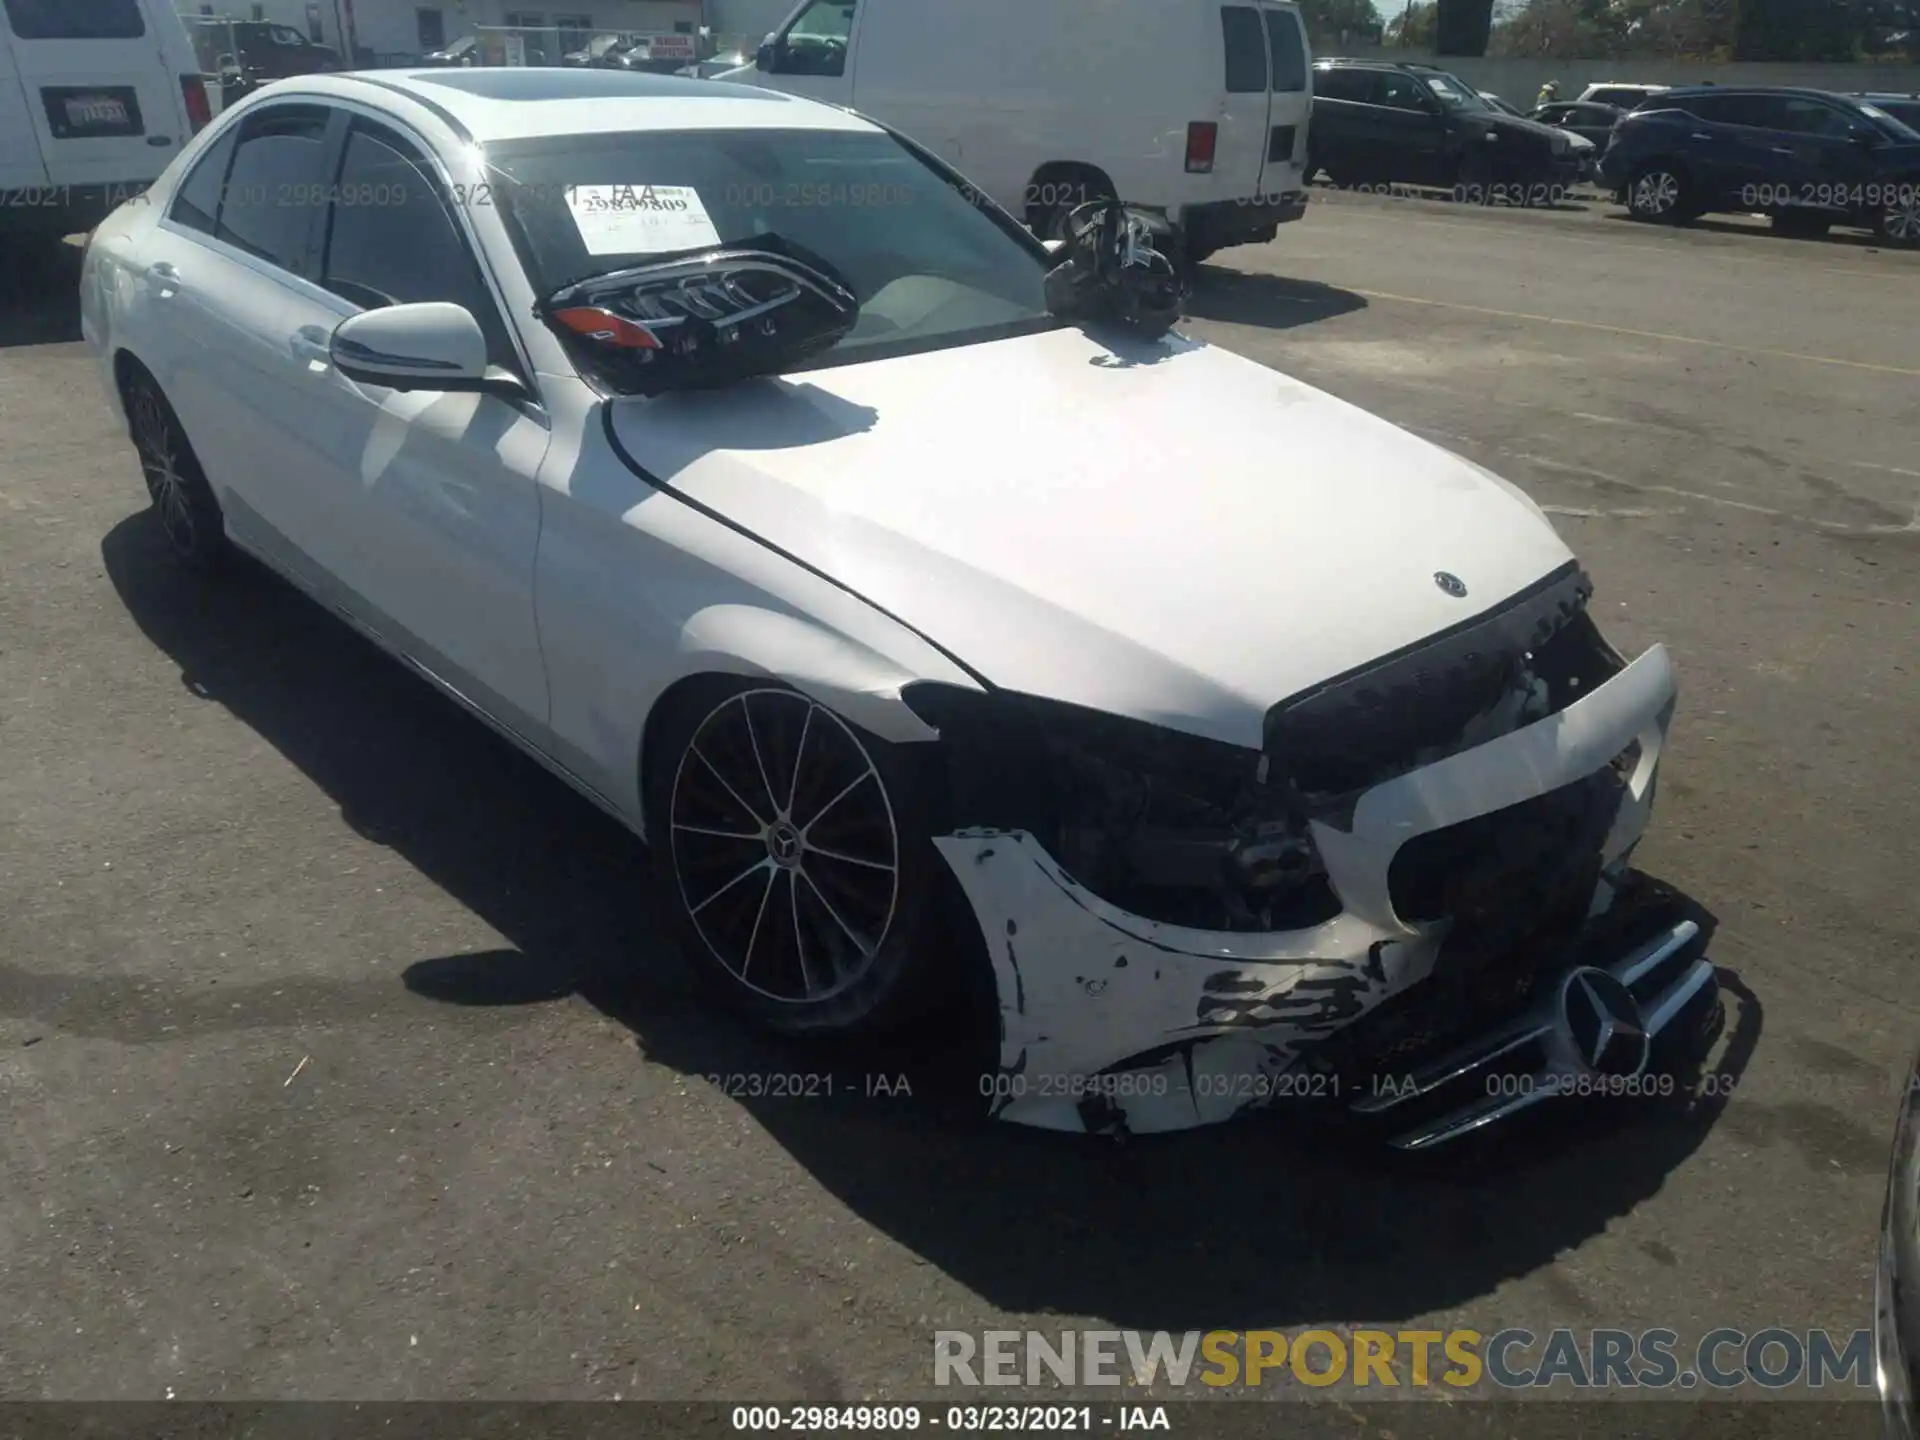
left=607, top=325, right=1574, bottom=750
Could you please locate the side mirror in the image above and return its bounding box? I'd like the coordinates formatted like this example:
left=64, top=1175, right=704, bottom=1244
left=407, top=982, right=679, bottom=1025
left=1855, top=128, right=1883, bottom=150
left=755, top=38, right=775, bottom=70
left=330, top=303, right=524, bottom=397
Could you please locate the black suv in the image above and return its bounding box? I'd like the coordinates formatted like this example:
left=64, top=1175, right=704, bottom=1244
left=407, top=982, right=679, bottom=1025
left=1309, top=59, right=1585, bottom=201
left=1600, top=86, right=1920, bottom=245
left=223, top=22, right=340, bottom=81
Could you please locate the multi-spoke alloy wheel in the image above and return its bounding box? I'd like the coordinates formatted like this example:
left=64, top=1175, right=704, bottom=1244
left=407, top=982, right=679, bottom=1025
left=1628, top=166, right=1687, bottom=223
left=131, top=383, right=196, bottom=555
left=123, top=371, right=226, bottom=571
left=1881, top=193, right=1920, bottom=249
left=668, top=688, right=901, bottom=1006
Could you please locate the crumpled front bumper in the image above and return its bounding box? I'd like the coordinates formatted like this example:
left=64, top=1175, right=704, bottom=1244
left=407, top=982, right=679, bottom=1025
left=934, top=644, right=1687, bottom=1138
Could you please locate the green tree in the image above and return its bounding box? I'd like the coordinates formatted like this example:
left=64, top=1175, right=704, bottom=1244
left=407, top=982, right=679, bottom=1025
left=1298, top=0, right=1387, bottom=45
left=1385, top=0, right=1440, bottom=46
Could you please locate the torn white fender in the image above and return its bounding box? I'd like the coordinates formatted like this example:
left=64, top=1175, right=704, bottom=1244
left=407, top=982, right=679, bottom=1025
left=932, top=644, right=1678, bottom=1136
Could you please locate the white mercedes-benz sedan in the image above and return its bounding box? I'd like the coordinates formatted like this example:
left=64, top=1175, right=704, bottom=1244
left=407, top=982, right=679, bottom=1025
left=80, top=68, right=1720, bottom=1147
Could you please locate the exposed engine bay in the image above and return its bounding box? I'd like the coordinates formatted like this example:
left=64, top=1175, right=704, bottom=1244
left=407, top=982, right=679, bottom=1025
left=915, top=565, right=1707, bottom=1142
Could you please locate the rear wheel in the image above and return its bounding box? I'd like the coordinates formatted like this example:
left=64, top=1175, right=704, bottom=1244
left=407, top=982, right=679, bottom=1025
left=1626, top=161, right=1694, bottom=224
left=649, top=679, right=948, bottom=1038
left=123, top=366, right=228, bottom=572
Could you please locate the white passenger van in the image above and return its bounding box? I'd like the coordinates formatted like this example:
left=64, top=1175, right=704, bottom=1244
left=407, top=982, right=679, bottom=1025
left=1, top=0, right=211, bottom=237
left=724, top=0, right=1313, bottom=265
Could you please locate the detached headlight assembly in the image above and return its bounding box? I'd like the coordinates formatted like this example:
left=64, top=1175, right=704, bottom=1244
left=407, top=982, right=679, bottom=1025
left=901, top=684, right=1339, bottom=934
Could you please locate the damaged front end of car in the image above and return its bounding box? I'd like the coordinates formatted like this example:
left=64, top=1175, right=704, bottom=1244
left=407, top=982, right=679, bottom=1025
left=906, top=562, right=1721, bottom=1146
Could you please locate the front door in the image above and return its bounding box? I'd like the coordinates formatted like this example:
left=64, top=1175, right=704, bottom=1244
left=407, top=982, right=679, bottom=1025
left=1, top=0, right=188, bottom=187
left=279, top=115, right=550, bottom=730
left=751, top=0, right=857, bottom=107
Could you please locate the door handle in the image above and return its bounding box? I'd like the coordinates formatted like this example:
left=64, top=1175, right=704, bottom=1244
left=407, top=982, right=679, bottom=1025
left=1689, top=132, right=1713, bottom=141
left=1770, top=146, right=1795, bottom=155
left=144, top=260, right=178, bottom=295
left=290, top=324, right=332, bottom=364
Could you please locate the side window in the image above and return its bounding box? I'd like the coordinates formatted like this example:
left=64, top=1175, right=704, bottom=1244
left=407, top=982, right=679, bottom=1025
left=1264, top=8, right=1307, bottom=93
left=774, top=0, right=855, bottom=77
left=320, top=124, right=513, bottom=368
left=1672, top=94, right=1729, bottom=124
left=1776, top=98, right=1862, bottom=138
left=1312, top=68, right=1366, bottom=103
left=1373, top=73, right=1431, bottom=113
left=169, top=126, right=240, bottom=236
left=216, top=106, right=332, bottom=275
left=1, top=0, right=143, bottom=38
left=1220, top=7, right=1267, bottom=95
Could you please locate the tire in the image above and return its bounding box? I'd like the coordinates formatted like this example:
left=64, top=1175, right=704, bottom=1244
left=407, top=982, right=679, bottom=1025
left=122, top=365, right=228, bottom=572
left=1771, top=210, right=1830, bottom=238
left=1626, top=161, right=1694, bottom=224
left=645, top=678, right=951, bottom=1039
left=1877, top=186, right=1920, bottom=249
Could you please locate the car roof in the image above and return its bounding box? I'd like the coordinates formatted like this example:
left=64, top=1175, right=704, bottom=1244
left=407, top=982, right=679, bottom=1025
left=285, top=68, right=875, bottom=144
left=1656, top=84, right=1862, bottom=101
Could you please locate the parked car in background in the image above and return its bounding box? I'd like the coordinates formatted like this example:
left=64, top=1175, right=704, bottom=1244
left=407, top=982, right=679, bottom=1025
left=1601, top=86, right=1920, bottom=245
left=1533, top=99, right=1625, bottom=149
left=608, top=42, right=686, bottom=75
left=221, top=21, right=338, bottom=83
left=0, top=0, right=213, bottom=239
left=421, top=35, right=479, bottom=67
left=1310, top=59, right=1583, bottom=199
left=1856, top=92, right=1920, bottom=131
left=723, top=0, right=1311, bottom=266
left=563, top=34, right=632, bottom=67
left=1877, top=1045, right=1920, bottom=1439
left=1578, top=82, right=1668, bottom=109
left=678, top=52, right=749, bottom=80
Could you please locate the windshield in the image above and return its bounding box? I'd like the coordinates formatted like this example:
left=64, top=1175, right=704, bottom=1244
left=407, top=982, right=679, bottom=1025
left=1423, top=72, right=1487, bottom=112
left=1856, top=101, right=1920, bottom=142
left=485, top=127, right=1058, bottom=373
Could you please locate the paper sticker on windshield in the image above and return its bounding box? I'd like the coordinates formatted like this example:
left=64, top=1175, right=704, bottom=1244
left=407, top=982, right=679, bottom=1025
left=566, top=184, right=722, bottom=256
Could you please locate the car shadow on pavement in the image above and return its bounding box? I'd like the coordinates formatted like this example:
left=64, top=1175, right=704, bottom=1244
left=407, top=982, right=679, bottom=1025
left=0, top=239, right=84, bottom=349
left=103, top=508, right=1754, bottom=1333
left=1181, top=272, right=1368, bottom=332
left=1601, top=212, right=1892, bottom=250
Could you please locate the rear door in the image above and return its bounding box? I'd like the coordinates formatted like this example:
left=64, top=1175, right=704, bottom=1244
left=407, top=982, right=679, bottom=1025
left=1, top=0, right=190, bottom=188
left=1259, top=2, right=1309, bottom=188
left=1216, top=5, right=1273, bottom=198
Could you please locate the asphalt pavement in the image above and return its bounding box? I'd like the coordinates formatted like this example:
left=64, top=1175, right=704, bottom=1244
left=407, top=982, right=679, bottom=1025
left=1, top=191, right=1917, bottom=1412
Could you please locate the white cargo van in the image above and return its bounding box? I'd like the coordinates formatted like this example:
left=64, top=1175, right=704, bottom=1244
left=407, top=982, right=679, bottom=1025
left=1, top=0, right=212, bottom=237
left=725, top=0, right=1313, bottom=264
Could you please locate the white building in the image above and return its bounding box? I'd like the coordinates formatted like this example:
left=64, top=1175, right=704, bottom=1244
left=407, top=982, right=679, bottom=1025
left=179, top=0, right=703, bottom=64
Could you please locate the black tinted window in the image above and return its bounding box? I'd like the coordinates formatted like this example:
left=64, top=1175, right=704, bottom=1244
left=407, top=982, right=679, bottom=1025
left=216, top=106, right=331, bottom=274
left=1312, top=67, right=1370, bottom=102
left=170, top=128, right=238, bottom=236
left=1772, top=97, right=1862, bottom=137
left=2, top=0, right=143, bottom=38
left=1265, top=9, right=1306, bottom=93
left=1221, top=7, right=1266, bottom=94
left=321, top=126, right=511, bottom=364
left=1669, top=93, right=1731, bottom=123
left=1374, top=72, right=1431, bottom=111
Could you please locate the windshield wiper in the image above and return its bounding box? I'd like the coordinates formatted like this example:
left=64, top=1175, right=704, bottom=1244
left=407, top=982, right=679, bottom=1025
left=540, top=236, right=860, bottom=396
